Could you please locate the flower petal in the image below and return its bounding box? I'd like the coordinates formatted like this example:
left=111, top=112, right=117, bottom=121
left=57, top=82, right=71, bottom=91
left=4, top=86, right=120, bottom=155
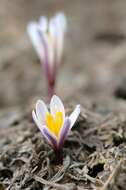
left=49, top=18, right=55, bottom=34
left=27, top=22, right=44, bottom=60
left=42, top=126, right=57, bottom=149
left=46, top=35, right=55, bottom=71
left=39, top=16, right=48, bottom=32
left=69, top=105, right=80, bottom=129
left=36, top=100, right=48, bottom=125
left=32, top=110, right=41, bottom=129
left=49, top=18, right=57, bottom=50
left=58, top=117, right=71, bottom=149
left=32, top=109, right=57, bottom=149
left=55, top=12, right=67, bottom=32
left=55, top=29, right=64, bottom=64
left=50, top=95, right=65, bottom=120
left=54, top=13, right=67, bottom=64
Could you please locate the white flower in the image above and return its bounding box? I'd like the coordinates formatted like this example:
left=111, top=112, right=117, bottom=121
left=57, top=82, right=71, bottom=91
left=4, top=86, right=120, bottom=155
left=32, top=95, right=80, bottom=150
left=27, top=12, right=67, bottom=87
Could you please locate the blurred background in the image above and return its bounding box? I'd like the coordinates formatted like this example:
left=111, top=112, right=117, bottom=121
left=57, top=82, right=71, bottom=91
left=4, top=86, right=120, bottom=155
left=1, top=0, right=126, bottom=109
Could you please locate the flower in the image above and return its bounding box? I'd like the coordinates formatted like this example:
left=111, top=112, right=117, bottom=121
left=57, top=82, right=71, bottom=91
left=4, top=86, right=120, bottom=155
left=27, top=12, right=67, bottom=98
left=32, top=95, right=80, bottom=164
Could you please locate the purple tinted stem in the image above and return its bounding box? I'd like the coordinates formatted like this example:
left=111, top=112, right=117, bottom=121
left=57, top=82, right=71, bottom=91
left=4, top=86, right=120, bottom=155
left=48, top=79, right=55, bottom=99
left=47, top=61, right=57, bottom=100
left=54, top=148, right=63, bottom=165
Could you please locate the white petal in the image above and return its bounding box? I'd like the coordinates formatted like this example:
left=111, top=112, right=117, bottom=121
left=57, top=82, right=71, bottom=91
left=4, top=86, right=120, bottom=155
left=55, top=31, right=64, bottom=64
left=50, top=95, right=65, bottom=119
left=36, top=19, right=55, bottom=78
left=36, top=100, right=48, bottom=125
left=46, top=35, right=55, bottom=70
left=49, top=18, right=57, bottom=40
left=32, top=110, right=57, bottom=148
left=69, top=105, right=80, bottom=129
left=27, top=22, right=45, bottom=61
left=39, top=16, right=48, bottom=32
left=32, top=110, right=41, bottom=129
left=37, top=18, right=55, bottom=72
left=55, top=12, right=67, bottom=32
left=54, top=13, right=67, bottom=64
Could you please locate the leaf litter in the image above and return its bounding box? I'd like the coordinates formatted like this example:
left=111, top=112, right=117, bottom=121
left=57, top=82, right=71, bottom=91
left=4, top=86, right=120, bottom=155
left=0, top=101, right=126, bottom=190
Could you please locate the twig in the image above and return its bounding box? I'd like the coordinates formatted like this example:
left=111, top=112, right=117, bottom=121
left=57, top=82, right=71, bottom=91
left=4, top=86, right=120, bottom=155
left=99, top=161, right=121, bottom=190
left=34, top=175, right=75, bottom=190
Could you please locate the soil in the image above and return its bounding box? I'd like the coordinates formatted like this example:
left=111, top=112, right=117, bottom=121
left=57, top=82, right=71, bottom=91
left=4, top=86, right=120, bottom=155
left=0, top=0, right=126, bottom=189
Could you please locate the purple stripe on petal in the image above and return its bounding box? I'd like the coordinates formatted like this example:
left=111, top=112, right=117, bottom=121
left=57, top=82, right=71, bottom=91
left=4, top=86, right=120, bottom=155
left=58, top=117, right=71, bottom=149
left=38, top=30, right=53, bottom=84
left=38, top=30, right=47, bottom=50
left=43, top=127, right=57, bottom=150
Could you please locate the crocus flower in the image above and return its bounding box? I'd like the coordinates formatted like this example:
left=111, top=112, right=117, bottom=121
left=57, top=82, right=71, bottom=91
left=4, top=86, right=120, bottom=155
left=27, top=12, right=67, bottom=98
left=32, top=95, right=80, bottom=165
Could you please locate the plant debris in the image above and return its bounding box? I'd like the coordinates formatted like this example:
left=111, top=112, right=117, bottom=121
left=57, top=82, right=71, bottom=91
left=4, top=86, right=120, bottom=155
left=0, top=101, right=125, bottom=190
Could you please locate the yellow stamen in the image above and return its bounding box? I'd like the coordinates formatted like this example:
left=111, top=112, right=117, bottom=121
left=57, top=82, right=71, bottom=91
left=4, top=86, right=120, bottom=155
left=46, top=113, right=55, bottom=131
left=46, top=111, right=63, bottom=137
left=55, top=112, right=63, bottom=137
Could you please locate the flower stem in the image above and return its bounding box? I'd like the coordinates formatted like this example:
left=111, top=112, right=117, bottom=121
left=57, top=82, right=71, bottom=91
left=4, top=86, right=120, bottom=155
left=54, top=149, right=63, bottom=165
left=48, top=80, right=55, bottom=100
